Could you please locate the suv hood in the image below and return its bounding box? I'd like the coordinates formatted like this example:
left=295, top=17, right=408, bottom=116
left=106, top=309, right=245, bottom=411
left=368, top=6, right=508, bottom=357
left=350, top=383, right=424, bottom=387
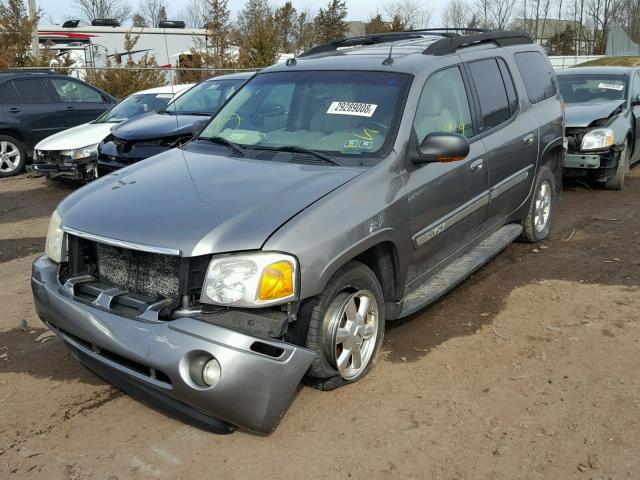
left=59, top=147, right=363, bottom=256
left=35, top=122, right=114, bottom=151
left=564, top=100, right=625, bottom=128
left=111, top=112, right=210, bottom=141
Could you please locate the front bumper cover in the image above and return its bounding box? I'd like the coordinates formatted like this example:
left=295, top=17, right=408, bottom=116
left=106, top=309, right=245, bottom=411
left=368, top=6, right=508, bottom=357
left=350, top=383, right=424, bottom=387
left=31, top=255, right=316, bottom=434
left=27, top=158, right=96, bottom=181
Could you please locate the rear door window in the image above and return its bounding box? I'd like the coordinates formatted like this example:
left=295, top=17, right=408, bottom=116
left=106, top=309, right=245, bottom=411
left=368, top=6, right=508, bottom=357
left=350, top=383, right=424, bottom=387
left=0, top=81, right=19, bottom=103
left=514, top=51, right=557, bottom=103
left=13, top=79, right=54, bottom=103
left=498, top=59, right=518, bottom=114
left=468, top=59, right=511, bottom=131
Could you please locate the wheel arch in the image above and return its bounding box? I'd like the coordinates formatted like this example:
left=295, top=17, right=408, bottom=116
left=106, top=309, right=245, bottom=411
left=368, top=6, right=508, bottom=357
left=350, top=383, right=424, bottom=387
left=0, top=128, right=26, bottom=144
left=315, top=233, right=403, bottom=308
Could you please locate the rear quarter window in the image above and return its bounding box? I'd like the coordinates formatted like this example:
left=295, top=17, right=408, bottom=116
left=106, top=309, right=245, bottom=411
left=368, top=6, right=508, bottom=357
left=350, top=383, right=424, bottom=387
left=514, top=51, right=557, bottom=103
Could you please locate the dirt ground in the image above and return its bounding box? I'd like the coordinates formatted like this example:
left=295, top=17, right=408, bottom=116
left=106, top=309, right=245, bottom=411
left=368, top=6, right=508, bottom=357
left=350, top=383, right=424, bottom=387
left=1, top=169, right=639, bottom=480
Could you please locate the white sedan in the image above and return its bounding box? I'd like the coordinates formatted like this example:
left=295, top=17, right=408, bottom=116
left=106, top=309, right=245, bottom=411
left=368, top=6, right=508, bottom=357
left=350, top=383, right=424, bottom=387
left=29, top=83, right=194, bottom=182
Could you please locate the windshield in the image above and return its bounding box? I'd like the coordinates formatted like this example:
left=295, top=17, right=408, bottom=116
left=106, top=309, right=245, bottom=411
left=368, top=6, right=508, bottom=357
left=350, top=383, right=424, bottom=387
left=199, top=70, right=411, bottom=157
left=558, top=74, right=628, bottom=104
left=95, top=92, right=174, bottom=123
left=164, top=78, right=245, bottom=115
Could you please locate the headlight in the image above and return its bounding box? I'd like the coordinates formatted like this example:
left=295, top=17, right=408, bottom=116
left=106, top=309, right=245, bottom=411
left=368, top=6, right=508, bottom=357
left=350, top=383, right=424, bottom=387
left=60, top=143, right=99, bottom=161
left=581, top=128, right=615, bottom=151
left=45, top=209, right=64, bottom=263
left=200, top=252, right=297, bottom=307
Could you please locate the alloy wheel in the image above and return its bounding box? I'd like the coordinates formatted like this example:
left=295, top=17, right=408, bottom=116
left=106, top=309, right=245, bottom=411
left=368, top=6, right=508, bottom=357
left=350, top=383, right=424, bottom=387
left=534, top=180, right=551, bottom=233
left=323, top=290, right=379, bottom=381
left=0, top=141, right=21, bottom=173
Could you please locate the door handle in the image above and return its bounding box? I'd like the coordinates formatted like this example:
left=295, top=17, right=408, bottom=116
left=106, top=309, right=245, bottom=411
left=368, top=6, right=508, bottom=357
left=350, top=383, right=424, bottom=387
left=523, top=133, right=535, bottom=145
left=65, top=106, right=77, bottom=111
left=470, top=158, right=483, bottom=172
left=7, top=107, right=20, bottom=113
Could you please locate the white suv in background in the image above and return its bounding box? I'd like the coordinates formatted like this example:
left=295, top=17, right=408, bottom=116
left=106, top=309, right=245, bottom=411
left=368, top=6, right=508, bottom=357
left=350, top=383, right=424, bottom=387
left=29, top=83, right=194, bottom=182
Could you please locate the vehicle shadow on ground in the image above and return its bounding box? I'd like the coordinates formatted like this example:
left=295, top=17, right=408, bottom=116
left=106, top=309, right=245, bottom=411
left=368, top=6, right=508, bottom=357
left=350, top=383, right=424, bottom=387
left=384, top=175, right=640, bottom=363
left=0, top=237, right=44, bottom=264
left=0, top=179, right=69, bottom=224
left=0, top=326, right=104, bottom=386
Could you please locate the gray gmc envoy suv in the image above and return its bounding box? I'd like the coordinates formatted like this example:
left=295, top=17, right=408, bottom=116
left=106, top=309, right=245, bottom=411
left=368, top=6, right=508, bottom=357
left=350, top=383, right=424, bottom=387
left=31, top=30, right=564, bottom=434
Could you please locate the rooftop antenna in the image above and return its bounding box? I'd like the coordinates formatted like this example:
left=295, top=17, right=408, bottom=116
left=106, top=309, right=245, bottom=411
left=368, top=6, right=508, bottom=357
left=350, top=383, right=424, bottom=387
left=383, top=44, right=394, bottom=65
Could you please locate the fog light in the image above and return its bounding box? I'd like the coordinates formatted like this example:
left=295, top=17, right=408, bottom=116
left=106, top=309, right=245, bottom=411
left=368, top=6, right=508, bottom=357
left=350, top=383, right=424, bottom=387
left=188, top=354, right=222, bottom=388
left=202, top=358, right=221, bottom=387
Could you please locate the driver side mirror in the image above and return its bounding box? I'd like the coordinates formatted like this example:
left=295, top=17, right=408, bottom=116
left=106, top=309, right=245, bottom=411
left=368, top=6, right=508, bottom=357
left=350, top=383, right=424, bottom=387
left=191, top=119, right=208, bottom=137
left=412, top=132, right=470, bottom=165
left=632, top=93, right=640, bottom=106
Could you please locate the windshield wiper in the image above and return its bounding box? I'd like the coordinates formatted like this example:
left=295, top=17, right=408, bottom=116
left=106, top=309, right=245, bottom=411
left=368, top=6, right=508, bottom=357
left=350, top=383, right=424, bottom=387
left=199, top=136, right=248, bottom=157
left=252, top=145, right=340, bottom=165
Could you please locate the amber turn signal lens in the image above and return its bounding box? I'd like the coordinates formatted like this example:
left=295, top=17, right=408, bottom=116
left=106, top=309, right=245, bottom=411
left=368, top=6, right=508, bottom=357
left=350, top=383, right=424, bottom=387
left=259, top=261, right=294, bottom=301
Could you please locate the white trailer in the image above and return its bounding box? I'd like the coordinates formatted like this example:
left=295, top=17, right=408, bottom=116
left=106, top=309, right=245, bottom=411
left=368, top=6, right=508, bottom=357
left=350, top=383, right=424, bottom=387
left=38, top=25, right=209, bottom=68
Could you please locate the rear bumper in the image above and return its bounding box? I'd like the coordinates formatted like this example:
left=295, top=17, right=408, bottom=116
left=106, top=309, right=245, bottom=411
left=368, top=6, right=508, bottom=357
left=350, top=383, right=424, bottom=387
left=31, top=255, right=316, bottom=434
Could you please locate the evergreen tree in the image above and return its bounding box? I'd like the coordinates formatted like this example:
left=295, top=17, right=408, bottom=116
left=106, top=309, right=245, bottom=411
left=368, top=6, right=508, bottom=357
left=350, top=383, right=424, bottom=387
left=314, top=0, right=348, bottom=43
left=236, top=0, right=279, bottom=68
left=365, top=14, right=389, bottom=34
left=275, top=1, right=297, bottom=53
left=0, top=0, right=39, bottom=68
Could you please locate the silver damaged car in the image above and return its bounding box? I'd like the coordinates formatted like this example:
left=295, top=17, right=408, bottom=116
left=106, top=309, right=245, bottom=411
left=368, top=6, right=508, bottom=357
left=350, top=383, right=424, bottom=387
left=31, top=30, right=564, bottom=434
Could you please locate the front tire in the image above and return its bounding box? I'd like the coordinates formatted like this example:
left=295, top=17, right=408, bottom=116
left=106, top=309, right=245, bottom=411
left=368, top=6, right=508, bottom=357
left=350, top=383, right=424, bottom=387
left=519, top=165, right=555, bottom=243
left=304, top=261, right=385, bottom=391
left=0, top=135, right=26, bottom=177
left=602, top=143, right=628, bottom=190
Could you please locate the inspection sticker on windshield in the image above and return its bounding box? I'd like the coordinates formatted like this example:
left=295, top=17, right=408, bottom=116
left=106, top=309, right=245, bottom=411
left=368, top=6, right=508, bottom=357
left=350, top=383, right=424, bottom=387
left=327, top=102, right=377, bottom=117
left=344, top=139, right=374, bottom=150
left=156, top=93, right=174, bottom=98
left=598, top=83, right=624, bottom=91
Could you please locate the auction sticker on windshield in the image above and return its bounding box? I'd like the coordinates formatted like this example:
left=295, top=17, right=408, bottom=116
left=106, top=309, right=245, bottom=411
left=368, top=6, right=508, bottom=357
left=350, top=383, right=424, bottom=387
left=598, top=83, right=624, bottom=91
left=327, top=102, right=378, bottom=117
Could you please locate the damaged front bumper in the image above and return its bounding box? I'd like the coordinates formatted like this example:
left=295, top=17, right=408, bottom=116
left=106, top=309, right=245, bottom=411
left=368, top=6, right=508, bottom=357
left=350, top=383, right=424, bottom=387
left=30, top=255, right=316, bottom=434
left=27, top=158, right=97, bottom=181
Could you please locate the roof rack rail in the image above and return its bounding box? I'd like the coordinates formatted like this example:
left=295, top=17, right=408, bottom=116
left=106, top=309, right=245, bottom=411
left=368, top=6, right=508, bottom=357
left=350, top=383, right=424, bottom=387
left=299, top=31, right=428, bottom=58
left=423, top=30, right=533, bottom=55
left=405, top=27, right=487, bottom=37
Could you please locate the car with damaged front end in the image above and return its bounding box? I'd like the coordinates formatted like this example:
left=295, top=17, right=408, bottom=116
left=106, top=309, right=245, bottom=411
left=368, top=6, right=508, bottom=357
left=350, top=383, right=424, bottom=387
left=558, top=66, right=640, bottom=190
left=32, top=29, right=563, bottom=434
left=96, top=72, right=253, bottom=176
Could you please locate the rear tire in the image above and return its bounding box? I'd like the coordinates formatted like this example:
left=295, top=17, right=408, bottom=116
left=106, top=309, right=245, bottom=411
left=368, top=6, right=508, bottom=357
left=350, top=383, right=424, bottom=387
left=602, top=143, right=628, bottom=190
left=0, top=135, right=26, bottom=178
left=519, top=165, right=555, bottom=243
left=303, top=261, right=385, bottom=391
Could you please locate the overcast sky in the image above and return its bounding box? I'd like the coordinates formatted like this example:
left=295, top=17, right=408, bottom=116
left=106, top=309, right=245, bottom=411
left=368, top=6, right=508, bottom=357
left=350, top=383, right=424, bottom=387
left=39, top=0, right=448, bottom=26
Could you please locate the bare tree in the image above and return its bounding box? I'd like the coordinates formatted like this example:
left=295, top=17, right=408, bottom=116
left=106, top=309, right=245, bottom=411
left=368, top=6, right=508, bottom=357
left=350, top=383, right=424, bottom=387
left=136, top=0, right=166, bottom=27
left=442, top=0, right=471, bottom=28
left=178, top=0, right=208, bottom=28
left=72, top=0, right=132, bottom=23
left=474, top=0, right=515, bottom=29
left=383, top=0, right=432, bottom=29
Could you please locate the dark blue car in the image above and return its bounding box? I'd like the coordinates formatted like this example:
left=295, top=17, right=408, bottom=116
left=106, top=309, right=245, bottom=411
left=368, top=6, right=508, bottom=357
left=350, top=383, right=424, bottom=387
left=0, top=71, right=116, bottom=177
left=97, top=72, right=253, bottom=176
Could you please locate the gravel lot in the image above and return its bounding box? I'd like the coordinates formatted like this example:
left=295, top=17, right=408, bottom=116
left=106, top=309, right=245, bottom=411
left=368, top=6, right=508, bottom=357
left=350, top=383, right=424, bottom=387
left=1, top=169, right=639, bottom=479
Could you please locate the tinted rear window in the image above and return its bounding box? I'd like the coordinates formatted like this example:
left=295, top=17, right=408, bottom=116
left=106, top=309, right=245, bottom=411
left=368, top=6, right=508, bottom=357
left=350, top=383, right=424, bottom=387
left=468, top=58, right=511, bottom=130
left=514, top=51, right=557, bottom=103
left=0, top=81, right=19, bottom=104
left=13, top=79, right=54, bottom=103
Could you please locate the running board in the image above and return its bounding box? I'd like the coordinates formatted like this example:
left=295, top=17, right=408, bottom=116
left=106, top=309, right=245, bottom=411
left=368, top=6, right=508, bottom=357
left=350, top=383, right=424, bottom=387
left=399, top=223, right=523, bottom=318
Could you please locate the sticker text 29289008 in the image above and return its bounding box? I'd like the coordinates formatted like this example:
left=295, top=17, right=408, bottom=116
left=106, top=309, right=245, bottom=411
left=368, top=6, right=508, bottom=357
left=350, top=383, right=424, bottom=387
left=327, top=102, right=378, bottom=117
